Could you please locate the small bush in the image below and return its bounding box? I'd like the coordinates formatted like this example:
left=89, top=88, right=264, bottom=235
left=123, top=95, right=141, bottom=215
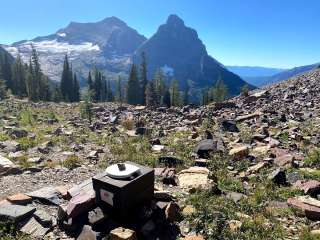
left=19, top=109, right=36, bottom=126
left=304, top=149, right=320, bottom=168
left=121, top=118, right=135, bottom=130
left=62, top=155, right=81, bottom=169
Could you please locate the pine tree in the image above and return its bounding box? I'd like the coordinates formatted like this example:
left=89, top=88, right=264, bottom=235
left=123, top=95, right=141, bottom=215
left=1, top=54, right=12, bottom=90
left=127, top=64, right=140, bottom=105
left=87, top=71, right=94, bottom=92
left=140, top=52, right=148, bottom=105
left=101, top=78, right=107, bottom=102
left=211, top=76, right=228, bottom=103
left=30, top=45, right=42, bottom=101
left=60, top=54, right=74, bottom=102
left=115, top=75, right=123, bottom=105
left=163, top=89, right=171, bottom=107
left=80, top=89, right=94, bottom=124
left=183, top=80, right=191, bottom=106
left=52, top=85, right=62, bottom=102
left=0, top=79, right=7, bottom=100
left=153, top=69, right=166, bottom=105
left=93, top=68, right=102, bottom=102
left=145, top=81, right=157, bottom=107
left=202, top=88, right=209, bottom=105
left=106, top=80, right=113, bottom=102
left=11, top=54, right=27, bottom=97
left=39, top=75, right=51, bottom=101
left=170, top=79, right=180, bottom=107
left=73, top=73, right=80, bottom=102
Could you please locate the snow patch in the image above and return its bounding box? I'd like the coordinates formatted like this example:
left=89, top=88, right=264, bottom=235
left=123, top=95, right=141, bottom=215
left=18, top=39, right=100, bottom=53
left=57, top=33, right=67, bottom=37
left=161, top=65, right=174, bottom=77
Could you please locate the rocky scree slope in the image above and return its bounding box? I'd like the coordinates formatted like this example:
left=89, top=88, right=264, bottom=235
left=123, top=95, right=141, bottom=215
left=1, top=70, right=320, bottom=239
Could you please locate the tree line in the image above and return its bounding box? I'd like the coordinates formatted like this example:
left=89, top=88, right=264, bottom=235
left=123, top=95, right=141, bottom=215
left=0, top=47, right=231, bottom=105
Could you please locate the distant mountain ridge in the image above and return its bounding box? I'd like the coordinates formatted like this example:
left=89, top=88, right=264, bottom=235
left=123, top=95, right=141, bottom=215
left=226, top=66, right=286, bottom=78
left=1, top=15, right=253, bottom=97
left=229, top=64, right=320, bottom=87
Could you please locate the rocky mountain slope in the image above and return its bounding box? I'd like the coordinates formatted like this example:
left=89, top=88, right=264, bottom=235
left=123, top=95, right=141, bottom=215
left=2, top=17, right=146, bottom=84
left=134, top=15, right=252, bottom=95
left=2, top=15, right=253, bottom=96
left=2, top=69, right=320, bottom=239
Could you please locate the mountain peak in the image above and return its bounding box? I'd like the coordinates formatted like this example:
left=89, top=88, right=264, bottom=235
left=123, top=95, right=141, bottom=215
left=166, top=14, right=185, bottom=27
left=100, top=16, right=127, bottom=26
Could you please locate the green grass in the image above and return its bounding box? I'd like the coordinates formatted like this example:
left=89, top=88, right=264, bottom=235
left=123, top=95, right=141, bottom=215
left=104, top=135, right=157, bottom=167
left=62, top=155, right=82, bottom=169
left=304, top=149, right=320, bottom=168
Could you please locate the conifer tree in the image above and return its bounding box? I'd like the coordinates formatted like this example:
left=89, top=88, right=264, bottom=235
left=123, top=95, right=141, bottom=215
left=127, top=64, right=140, bottom=105
left=60, top=54, right=72, bottom=101
left=93, top=68, right=102, bottom=102
left=145, top=81, right=157, bottom=107
left=153, top=69, right=166, bottom=105
left=0, top=79, right=7, bottom=100
left=52, top=85, right=62, bottom=102
left=183, top=80, right=190, bottom=106
left=163, top=89, right=171, bottom=107
left=211, top=77, right=228, bottom=103
left=115, top=75, right=123, bottom=105
left=11, top=54, right=27, bottom=97
left=140, top=52, right=148, bottom=105
left=87, top=71, right=94, bottom=93
left=73, top=73, right=80, bottom=102
left=170, top=79, right=180, bottom=107
left=106, top=79, right=113, bottom=102
left=101, top=78, right=107, bottom=102
left=1, top=53, right=12, bottom=90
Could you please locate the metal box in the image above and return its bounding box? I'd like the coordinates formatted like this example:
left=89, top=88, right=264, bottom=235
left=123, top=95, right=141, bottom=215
left=92, top=162, right=154, bottom=222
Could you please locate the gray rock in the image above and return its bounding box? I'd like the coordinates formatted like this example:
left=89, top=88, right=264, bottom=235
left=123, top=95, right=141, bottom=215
left=0, top=140, right=21, bottom=152
left=0, top=204, right=35, bottom=222
left=0, top=155, right=20, bottom=175
left=77, top=225, right=98, bottom=240
left=34, top=209, right=53, bottom=227
left=221, top=120, right=239, bottom=132
left=268, top=168, right=286, bottom=185
left=195, top=138, right=225, bottom=158
left=20, top=217, right=50, bottom=238
left=27, top=186, right=62, bottom=205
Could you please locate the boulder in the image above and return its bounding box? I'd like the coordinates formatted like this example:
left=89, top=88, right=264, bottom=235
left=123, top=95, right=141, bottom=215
left=268, top=168, right=286, bottom=185
left=0, top=204, right=35, bottom=222
left=293, top=180, right=320, bottom=196
left=67, top=192, right=95, bottom=218
left=221, top=120, right=239, bottom=132
left=77, top=225, right=98, bottom=240
left=34, top=209, right=52, bottom=227
left=0, top=140, right=21, bottom=152
left=288, top=196, right=320, bottom=220
left=177, top=167, right=210, bottom=189
left=229, top=145, right=250, bottom=160
left=8, top=128, right=28, bottom=138
left=0, top=155, right=20, bottom=175
left=165, top=202, right=182, bottom=222
left=109, top=227, right=137, bottom=240
left=195, top=138, right=225, bottom=158
left=27, top=186, right=62, bottom=205
left=6, top=193, right=32, bottom=205
left=20, top=217, right=50, bottom=238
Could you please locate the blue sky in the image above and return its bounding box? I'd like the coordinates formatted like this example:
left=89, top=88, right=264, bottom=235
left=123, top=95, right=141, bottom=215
left=0, top=0, right=319, bottom=68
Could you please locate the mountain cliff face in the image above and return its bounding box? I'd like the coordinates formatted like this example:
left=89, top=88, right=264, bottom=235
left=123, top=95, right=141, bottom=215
left=2, top=15, right=252, bottom=96
left=133, top=15, right=252, bottom=95
left=2, top=17, right=146, bottom=83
